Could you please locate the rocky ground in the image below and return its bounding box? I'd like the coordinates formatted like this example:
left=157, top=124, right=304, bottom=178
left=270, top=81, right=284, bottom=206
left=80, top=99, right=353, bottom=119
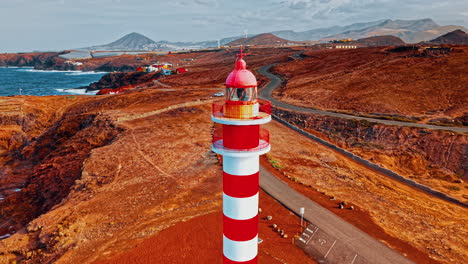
left=0, top=88, right=316, bottom=263
left=0, top=89, right=218, bottom=263
left=274, top=108, right=468, bottom=202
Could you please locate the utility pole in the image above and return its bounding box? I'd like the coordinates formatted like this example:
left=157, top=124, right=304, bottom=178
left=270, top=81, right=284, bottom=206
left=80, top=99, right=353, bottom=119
left=300, top=207, right=305, bottom=232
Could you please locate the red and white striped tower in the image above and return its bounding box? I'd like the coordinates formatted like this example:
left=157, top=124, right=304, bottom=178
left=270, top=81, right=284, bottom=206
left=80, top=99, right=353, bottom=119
left=212, top=49, right=271, bottom=264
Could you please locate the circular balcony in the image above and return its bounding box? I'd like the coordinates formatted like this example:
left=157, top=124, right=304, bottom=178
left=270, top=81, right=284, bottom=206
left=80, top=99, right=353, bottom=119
left=211, top=99, right=271, bottom=126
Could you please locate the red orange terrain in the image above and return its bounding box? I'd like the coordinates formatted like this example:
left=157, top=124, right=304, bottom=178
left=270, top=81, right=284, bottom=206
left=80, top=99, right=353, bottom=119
left=272, top=46, right=468, bottom=124
left=95, top=190, right=316, bottom=264
left=0, top=46, right=466, bottom=264
left=0, top=88, right=315, bottom=263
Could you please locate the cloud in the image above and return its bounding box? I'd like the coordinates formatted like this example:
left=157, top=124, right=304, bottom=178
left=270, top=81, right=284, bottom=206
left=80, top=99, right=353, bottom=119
left=194, top=0, right=218, bottom=6
left=1, top=0, right=468, bottom=52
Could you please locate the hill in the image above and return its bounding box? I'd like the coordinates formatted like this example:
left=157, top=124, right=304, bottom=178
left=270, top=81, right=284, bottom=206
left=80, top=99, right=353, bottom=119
left=353, top=35, right=406, bottom=46
left=86, top=32, right=157, bottom=51
left=429, top=30, right=468, bottom=45
left=226, top=33, right=294, bottom=46
left=81, top=32, right=215, bottom=52
left=272, top=46, right=468, bottom=121
left=407, top=25, right=468, bottom=43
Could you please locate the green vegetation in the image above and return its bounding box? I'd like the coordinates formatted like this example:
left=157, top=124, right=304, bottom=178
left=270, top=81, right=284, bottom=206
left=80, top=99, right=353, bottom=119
left=266, top=154, right=283, bottom=169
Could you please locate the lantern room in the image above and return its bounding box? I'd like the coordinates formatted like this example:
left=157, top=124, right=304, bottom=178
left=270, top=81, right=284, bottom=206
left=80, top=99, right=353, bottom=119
left=224, top=49, right=259, bottom=119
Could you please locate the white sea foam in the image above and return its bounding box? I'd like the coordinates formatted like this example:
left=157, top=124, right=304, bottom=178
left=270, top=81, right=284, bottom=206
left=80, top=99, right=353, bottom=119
left=0, top=66, right=33, bottom=69
left=19, top=69, right=83, bottom=73
left=65, top=71, right=106, bottom=76
left=56, top=88, right=98, bottom=95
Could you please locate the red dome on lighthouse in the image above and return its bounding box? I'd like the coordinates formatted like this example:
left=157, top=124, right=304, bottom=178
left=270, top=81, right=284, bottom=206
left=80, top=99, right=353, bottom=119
left=225, top=49, right=257, bottom=88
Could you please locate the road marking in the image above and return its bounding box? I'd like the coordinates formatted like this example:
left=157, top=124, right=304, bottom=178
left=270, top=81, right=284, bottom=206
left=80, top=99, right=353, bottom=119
left=324, top=240, right=337, bottom=258
left=350, top=254, right=358, bottom=264
left=306, top=226, right=319, bottom=244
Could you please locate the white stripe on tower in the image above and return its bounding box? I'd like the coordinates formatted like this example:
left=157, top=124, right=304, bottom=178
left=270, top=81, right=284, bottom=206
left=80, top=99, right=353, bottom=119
left=223, top=235, right=258, bottom=262
left=223, top=192, right=258, bottom=220
left=223, top=155, right=259, bottom=175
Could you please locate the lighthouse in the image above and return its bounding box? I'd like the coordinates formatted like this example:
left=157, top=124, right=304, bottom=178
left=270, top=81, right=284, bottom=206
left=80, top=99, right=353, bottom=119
left=212, top=49, right=271, bottom=263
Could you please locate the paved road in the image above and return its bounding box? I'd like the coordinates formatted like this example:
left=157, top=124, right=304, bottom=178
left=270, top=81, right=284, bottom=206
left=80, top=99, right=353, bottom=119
left=258, top=64, right=467, bottom=207
left=258, top=65, right=468, bottom=134
left=259, top=167, right=414, bottom=264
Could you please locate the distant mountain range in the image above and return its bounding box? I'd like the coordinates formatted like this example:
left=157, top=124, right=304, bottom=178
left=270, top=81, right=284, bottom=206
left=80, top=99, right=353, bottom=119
left=316, top=19, right=466, bottom=43
left=273, top=18, right=467, bottom=43
left=74, top=18, right=467, bottom=54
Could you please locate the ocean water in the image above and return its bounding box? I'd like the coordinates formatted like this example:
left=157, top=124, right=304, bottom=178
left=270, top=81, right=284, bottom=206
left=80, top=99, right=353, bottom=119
left=0, top=67, right=106, bottom=96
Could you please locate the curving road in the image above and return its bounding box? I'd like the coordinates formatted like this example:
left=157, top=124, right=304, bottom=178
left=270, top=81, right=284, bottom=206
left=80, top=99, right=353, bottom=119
left=258, top=65, right=468, bottom=134
left=258, top=64, right=467, bottom=208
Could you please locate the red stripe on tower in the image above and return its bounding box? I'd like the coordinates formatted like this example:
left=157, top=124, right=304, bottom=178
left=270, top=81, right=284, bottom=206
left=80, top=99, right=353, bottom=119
left=223, top=172, right=259, bottom=198
left=223, top=256, right=258, bottom=264
left=223, top=215, right=258, bottom=241
left=212, top=48, right=271, bottom=263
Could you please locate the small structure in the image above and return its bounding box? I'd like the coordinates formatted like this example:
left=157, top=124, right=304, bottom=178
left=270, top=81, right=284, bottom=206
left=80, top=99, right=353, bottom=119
left=136, top=66, right=147, bottom=72
left=147, top=65, right=159, bottom=72
left=146, top=62, right=173, bottom=73
left=161, top=68, right=172, bottom=76
left=65, top=61, right=84, bottom=66
left=335, top=45, right=357, bottom=49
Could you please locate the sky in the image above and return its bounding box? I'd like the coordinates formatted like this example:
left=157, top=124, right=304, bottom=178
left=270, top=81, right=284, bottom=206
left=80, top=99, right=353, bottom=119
left=1, top=0, right=467, bottom=52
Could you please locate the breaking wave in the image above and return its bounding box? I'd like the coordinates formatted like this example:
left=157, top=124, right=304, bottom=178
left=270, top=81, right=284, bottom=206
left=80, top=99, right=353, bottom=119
left=55, top=88, right=99, bottom=95
left=65, top=71, right=107, bottom=76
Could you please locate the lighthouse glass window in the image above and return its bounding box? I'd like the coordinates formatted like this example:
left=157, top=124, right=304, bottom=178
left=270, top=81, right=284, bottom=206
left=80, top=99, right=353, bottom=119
left=226, top=87, right=257, bottom=102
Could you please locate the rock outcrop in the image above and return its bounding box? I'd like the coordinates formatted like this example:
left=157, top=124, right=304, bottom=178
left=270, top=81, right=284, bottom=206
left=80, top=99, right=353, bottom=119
left=0, top=53, right=64, bottom=68
left=83, top=72, right=160, bottom=91
left=274, top=107, right=467, bottom=197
